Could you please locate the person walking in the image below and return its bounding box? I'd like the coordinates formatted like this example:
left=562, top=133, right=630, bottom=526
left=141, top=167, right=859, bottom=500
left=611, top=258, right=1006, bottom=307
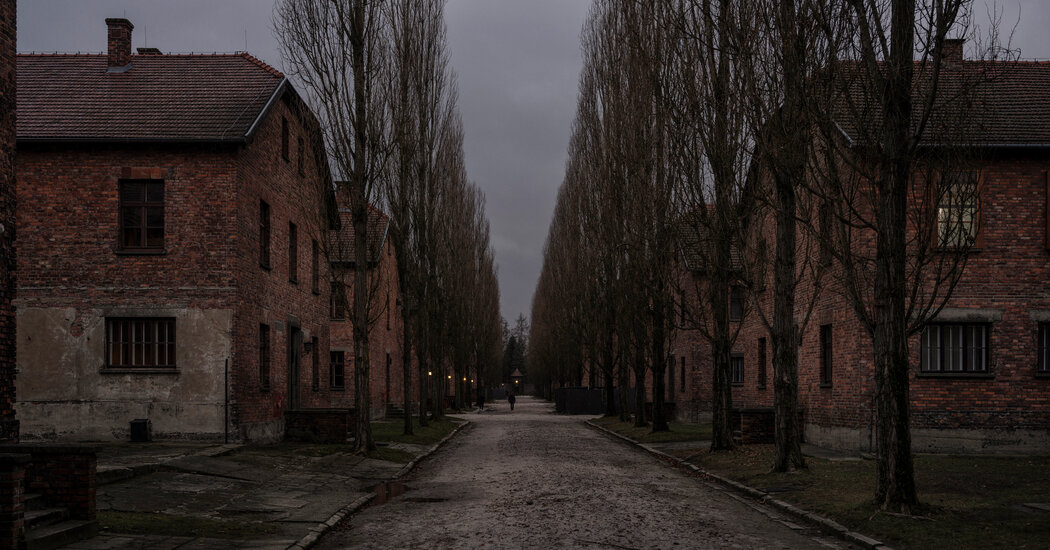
left=508, top=392, right=516, bottom=411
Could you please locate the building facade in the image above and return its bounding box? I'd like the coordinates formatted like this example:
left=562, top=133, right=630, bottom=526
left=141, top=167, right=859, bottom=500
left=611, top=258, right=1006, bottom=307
left=15, top=19, right=334, bottom=442
left=0, top=0, right=16, bottom=443
left=328, top=205, right=416, bottom=418
left=680, top=51, right=1050, bottom=453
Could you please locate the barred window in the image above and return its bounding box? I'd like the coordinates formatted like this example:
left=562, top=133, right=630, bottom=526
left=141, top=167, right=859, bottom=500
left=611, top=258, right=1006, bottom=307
left=106, top=318, right=175, bottom=369
left=921, top=323, right=988, bottom=373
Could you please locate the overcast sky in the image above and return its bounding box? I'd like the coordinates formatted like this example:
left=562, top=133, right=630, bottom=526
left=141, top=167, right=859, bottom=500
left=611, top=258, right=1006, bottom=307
left=16, top=0, right=1050, bottom=322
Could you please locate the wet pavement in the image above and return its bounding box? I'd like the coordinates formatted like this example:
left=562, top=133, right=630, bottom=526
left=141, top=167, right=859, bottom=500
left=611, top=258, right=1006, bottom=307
left=62, top=435, right=441, bottom=549
left=316, top=396, right=858, bottom=549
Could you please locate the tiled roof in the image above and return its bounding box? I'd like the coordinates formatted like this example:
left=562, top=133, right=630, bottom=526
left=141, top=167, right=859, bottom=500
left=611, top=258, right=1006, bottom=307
left=17, top=52, right=284, bottom=142
left=675, top=208, right=743, bottom=273
left=329, top=205, right=390, bottom=266
left=835, top=60, right=1050, bottom=146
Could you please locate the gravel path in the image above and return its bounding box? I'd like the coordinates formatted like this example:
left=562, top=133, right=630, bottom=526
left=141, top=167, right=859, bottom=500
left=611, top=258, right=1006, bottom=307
left=317, top=396, right=855, bottom=549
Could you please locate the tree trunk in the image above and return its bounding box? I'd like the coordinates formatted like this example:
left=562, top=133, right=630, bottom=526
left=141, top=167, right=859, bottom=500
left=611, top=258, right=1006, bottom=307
left=350, top=0, right=374, bottom=454
left=617, top=359, right=631, bottom=422
left=633, top=350, right=647, bottom=428
left=603, top=367, right=616, bottom=417
left=769, top=0, right=806, bottom=473
left=772, top=172, right=804, bottom=471
left=401, top=300, right=414, bottom=436
left=871, top=0, right=918, bottom=512
left=651, top=293, right=669, bottom=432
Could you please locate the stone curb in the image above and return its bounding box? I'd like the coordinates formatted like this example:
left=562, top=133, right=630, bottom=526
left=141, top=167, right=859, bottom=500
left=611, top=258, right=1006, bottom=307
left=288, top=419, right=471, bottom=550
left=394, top=419, right=470, bottom=480
left=585, top=420, right=893, bottom=550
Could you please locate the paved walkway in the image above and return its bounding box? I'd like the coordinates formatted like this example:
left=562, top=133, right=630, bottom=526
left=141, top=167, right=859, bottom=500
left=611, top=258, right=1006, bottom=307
left=63, top=437, right=425, bottom=549
left=316, top=396, right=858, bottom=549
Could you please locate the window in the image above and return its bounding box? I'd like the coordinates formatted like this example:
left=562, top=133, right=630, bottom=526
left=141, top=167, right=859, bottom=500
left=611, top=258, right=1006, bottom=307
left=311, top=336, right=319, bottom=391
left=729, top=287, right=743, bottom=321
left=731, top=355, right=744, bottom=385
left=330, top=282, right=347, bottom=320
left=921, top=323, right=988, bottom=373
left=288, top=222, right=298, bottom=283
left=680, top=357, right=685, bottom=391
left=1039, top=323, right=1050, bottom=375
left=937, top=171, right=979, bottom=248
left=819, top=325, right=832, bottom=386
left=259, top=323, right=271, bottom=391
left=312, top=240, right=320, bottom=294
left=119, top=180, right=164, bottom=251
left=259, top=201, right=271, bottom=269
left=680, top=296, right=687, bottom=325
left=281, top=116, right=290, bottom=161
left=105, top=318, right=175, bottom=369
left=386, top=291, right=391, bottom=330
left=330, top=351, right=345, bottom=389
left=757, top=337, right=767, bottom=389
left=297, top=136, right=305, bottom=176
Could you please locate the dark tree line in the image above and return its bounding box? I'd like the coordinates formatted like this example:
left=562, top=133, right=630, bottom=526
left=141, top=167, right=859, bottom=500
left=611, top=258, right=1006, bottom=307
left=532, top=0, right=1008, bottom=511
left=276, top=0, right=502, bottom=449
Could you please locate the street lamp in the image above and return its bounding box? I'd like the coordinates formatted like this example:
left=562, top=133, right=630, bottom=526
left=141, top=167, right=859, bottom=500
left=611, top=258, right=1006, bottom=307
left=428, top=371, right=432, bottom=376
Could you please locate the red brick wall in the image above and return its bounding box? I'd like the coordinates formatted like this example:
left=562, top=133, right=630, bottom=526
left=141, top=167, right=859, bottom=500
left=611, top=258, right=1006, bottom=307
left=232, top=95, right=332, bottom=438
left=15, top=90, right=333, bottom=442
left=712, top=154, right=1050, bottom=451
left=0, top=0, right=16, bottom=443
left=17, top=146, right=239, bottom=301
left=330, top=236, right=416, bottom=415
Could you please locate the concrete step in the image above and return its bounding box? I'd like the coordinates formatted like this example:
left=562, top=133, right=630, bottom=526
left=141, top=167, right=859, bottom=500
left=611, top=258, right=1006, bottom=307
left=23, top=493, right=45, bottom=512
left=24, top=508, right=68, bottom=530
left=22, top=519, right=97, bottom=550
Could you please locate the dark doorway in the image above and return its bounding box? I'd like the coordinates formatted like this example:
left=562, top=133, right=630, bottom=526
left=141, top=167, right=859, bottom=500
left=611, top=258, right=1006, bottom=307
left=287, top=325, right=302, bottom=410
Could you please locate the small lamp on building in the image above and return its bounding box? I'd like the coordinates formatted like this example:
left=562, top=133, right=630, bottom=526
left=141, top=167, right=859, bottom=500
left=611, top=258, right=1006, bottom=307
left=428, top=371, right=432, bottom=376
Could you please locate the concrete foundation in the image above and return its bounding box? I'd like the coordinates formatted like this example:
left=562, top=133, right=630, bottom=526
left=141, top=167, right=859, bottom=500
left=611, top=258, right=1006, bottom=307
left=15, top=307, right=232, bottom=441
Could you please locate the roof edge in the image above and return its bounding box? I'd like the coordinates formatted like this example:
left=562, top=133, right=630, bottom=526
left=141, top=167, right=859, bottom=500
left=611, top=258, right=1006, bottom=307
left=17, top=136, right=246, bottom=145
left=243, top=78, right=288, bottom=141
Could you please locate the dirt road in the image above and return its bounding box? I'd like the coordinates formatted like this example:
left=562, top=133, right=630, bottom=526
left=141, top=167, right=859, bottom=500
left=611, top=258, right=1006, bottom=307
left=317, top=396, right=853, bottom=549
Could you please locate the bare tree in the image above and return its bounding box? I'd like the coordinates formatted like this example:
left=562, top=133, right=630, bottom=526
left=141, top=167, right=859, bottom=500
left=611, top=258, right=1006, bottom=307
left=276, top=0, right=391, bottom=453
left=809, top=0, right=1008, bottom=510
left=385, top=0, right=458, bottom=432
left=665, top=0, right=757, bottom=450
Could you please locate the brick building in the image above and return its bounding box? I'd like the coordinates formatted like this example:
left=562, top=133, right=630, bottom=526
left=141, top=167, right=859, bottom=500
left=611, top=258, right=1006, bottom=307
left=0, top=0, right=15, bottom=443
left=680, top=49, right=1050, bottom=453
left=14, top=19, right=335, bottom=442
left=328, top=204, right=416, bottom=418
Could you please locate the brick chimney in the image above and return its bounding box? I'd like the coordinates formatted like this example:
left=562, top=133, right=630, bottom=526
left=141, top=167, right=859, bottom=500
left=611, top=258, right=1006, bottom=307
left=105, top=18, right=133, bottom=70
left=943, top=38, right=964, bottom=63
